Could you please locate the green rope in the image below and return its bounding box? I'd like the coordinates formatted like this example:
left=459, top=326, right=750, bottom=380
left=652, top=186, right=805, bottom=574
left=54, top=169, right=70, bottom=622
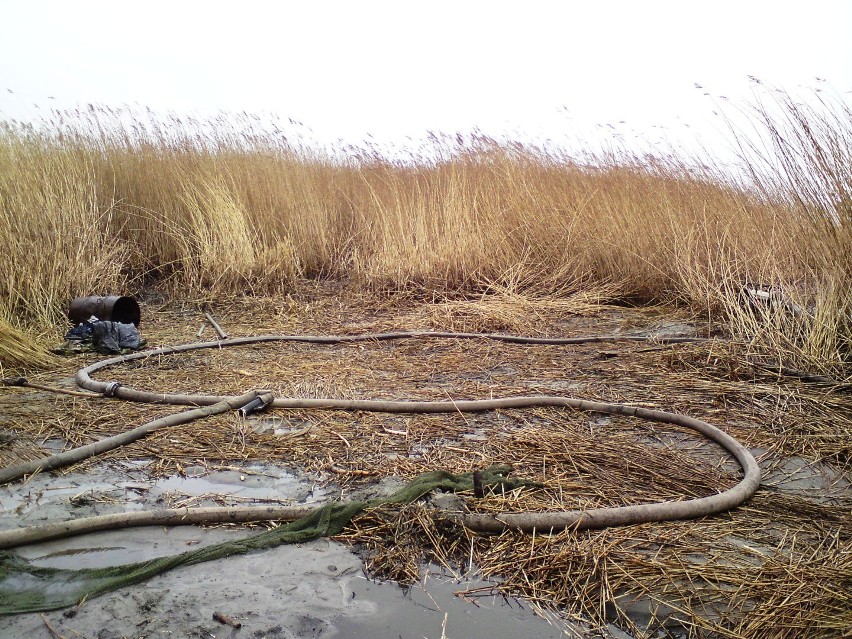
left=0, top=465, right=538, bottom=615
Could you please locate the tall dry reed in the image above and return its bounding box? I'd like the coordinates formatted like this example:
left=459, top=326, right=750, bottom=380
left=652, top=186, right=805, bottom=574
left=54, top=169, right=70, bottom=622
left=0, top=93, right=848, bottom=374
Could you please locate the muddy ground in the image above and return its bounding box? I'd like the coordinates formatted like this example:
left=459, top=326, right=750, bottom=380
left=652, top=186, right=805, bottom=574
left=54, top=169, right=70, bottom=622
left=1, top=286, right=849, bottom=638
left=0, top=461, right=596, bottom=639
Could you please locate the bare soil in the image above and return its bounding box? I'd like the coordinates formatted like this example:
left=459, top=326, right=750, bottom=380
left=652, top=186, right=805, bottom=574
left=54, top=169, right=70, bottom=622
left=1, top=285, right=849, bottom=638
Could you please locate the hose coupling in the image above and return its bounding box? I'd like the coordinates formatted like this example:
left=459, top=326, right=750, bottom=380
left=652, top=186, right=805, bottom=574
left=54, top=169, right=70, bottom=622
left=238, top=391, right=275, bottom=418
left=103, top=381, right=122, bottom=397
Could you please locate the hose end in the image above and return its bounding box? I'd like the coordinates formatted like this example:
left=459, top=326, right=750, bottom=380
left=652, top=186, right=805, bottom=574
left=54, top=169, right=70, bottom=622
left=238, top=391, right=275, bottom=417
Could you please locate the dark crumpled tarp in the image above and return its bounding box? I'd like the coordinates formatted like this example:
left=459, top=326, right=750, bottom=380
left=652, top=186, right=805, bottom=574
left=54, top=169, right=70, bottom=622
left=56, top=319, right=144, bottom=355
left=90, top=321, right=142, bottom=353
left=64, top=320, right=96, bottom=342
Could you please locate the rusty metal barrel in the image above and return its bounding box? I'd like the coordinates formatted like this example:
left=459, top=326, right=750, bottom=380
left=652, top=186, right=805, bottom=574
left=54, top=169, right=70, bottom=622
left=68, top=296, right=141, bottom=326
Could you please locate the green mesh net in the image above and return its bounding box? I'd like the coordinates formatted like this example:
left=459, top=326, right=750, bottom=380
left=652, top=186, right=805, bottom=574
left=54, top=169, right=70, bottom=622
left=0, top=465, right=537, bottom=615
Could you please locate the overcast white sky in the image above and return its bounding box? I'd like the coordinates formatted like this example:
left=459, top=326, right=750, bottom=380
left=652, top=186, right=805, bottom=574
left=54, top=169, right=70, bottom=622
left=1, top=1, right=850, bottom=163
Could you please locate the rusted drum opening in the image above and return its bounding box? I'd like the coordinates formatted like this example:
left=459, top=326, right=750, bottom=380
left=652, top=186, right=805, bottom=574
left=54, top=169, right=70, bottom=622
left=68, top=296, right=141, bottom=327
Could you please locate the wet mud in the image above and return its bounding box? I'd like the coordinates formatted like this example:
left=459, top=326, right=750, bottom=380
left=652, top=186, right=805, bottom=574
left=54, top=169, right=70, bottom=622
left=1, top=294, right=848, bottom=638
left=0, top=462, right=589, bottom=639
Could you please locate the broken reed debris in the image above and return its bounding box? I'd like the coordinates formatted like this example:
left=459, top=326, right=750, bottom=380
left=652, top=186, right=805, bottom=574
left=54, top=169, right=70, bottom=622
left=0, top=317, right=55, bottom=371
left=0, top=89, right=850, bottom=373
left=1, top=294, right=850, bottom=637
left=0, top=88, right=848, bottom=632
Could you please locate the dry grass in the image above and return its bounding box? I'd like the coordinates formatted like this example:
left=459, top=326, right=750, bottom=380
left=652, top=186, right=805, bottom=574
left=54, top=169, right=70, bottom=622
left=0, top=317, right=55, bottom=372
left=1, top=90, right=849, bottom=375
left=1, top=88, right=850, bottom=634
left=1, top=293, right=850, bottom=637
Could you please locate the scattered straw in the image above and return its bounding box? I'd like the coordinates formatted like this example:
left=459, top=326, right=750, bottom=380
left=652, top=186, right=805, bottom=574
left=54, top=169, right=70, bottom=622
left=0, top=317, right=56, bottom=371
left=1, top=292, right=849, bottom=637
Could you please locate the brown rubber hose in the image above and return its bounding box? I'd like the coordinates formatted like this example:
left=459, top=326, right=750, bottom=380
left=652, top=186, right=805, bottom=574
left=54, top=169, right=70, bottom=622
left=0, top=391, right=264, bottom=485
left=0, top=505, right=313, bottom=549
left=67, top=332, right=760, bottom=534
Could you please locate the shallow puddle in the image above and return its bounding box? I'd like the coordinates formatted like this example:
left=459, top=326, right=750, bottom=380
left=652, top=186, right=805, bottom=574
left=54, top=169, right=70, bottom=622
left=153, top=465, right=329, bottom=503
left=2, top=485, right=596, bottom=638
left=334, top=567, right=571, bottom=639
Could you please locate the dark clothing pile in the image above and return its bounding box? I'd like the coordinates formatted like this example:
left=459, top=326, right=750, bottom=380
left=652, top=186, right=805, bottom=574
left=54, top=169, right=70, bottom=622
left=90, top=321, right=143, bottom=353
left=61, top=317, right=144, bottom=354
left=64, top=320, right=96, bottom=342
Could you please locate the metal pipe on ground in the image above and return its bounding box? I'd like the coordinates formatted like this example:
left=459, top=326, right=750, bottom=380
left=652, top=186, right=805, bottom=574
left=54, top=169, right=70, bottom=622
left=204, top=312, right=229, bottom=339
left=68, top=296, right=141, bottom=326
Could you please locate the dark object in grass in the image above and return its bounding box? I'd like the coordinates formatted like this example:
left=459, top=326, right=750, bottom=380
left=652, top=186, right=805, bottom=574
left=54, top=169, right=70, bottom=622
left=91, top=321, right=143, bottom=354
left=740, top=282, right=807, bottom=317
left=473, top=469, right=484, bottom=498
left=68, top=295, right=141, bottom=327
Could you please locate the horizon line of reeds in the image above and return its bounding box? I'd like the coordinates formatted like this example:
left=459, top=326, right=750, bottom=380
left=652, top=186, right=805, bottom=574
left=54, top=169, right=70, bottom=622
left=0, top=90, right=848, bottom=374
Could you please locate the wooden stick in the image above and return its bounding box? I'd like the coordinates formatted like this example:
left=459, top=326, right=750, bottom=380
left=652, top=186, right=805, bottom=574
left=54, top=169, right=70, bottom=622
left=473, top=470, right=484, bottom=498
left=204, top=312, right=229, bottom=339
left=2, top=377, right=101, bottom=398
left=213, top=611, right=242, bottom=628
left=40, top=614, right=68, bottom=639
